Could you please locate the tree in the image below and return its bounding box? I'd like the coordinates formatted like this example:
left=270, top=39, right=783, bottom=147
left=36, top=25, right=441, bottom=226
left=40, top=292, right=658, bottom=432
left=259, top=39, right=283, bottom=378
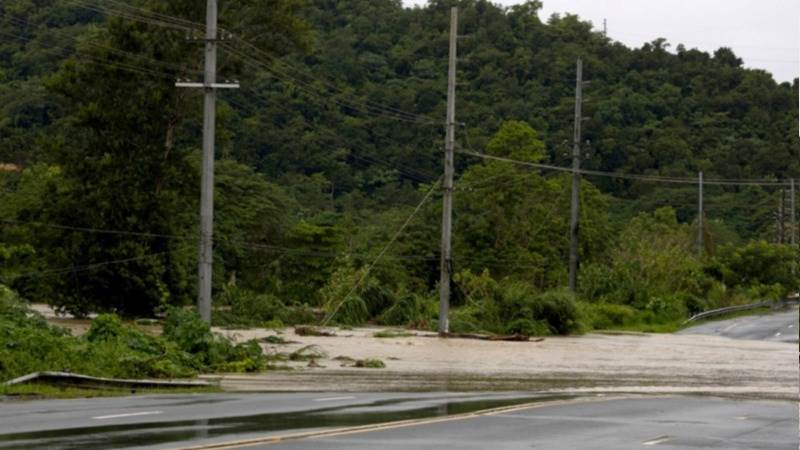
left=26, top=0, right=310, bottom=316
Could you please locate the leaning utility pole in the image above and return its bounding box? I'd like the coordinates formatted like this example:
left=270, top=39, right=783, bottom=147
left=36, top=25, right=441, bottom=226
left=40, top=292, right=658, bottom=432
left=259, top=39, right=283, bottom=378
left=568, top=58, right=583, bottom=293
left=438, top=6, right=458, bottom=335
left=697, top=171, right=704, bottom=256
left=176, top=0, right=238, bottom=323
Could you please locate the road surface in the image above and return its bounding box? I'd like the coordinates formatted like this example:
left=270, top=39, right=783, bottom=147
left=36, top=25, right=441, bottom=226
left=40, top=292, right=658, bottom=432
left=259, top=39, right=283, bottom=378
left=679, top=306, right=798, bottom=343
left=0, top=393, right=795, bottom=449
left=263, top=396, right=797, bottom=450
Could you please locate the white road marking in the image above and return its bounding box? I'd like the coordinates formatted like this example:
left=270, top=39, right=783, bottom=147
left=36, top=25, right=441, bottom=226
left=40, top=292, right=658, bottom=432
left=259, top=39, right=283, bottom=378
left=642, top=435, right=672, bottom=446
left=92, top=411, right=163, bottom=420
left=774, top=332, right=781, bottom=337
left=313, top=396, right=356, bottom=402
left=735, top=416, right=749, bottom=420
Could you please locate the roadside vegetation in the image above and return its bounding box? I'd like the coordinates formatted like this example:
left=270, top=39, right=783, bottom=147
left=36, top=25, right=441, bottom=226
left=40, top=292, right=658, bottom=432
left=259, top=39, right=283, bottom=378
left=0, top=286, right=266, bottom=383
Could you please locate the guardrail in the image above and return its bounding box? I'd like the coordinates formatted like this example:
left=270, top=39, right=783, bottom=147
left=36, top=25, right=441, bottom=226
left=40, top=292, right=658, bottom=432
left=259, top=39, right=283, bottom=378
left=2, top=371, right=215, bottom=390
left=684, top=297, right=798, bottom=324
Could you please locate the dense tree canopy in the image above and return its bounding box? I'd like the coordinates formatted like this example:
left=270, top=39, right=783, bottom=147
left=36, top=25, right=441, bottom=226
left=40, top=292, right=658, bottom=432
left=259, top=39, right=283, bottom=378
left=0, top=0, right=797, bottom=323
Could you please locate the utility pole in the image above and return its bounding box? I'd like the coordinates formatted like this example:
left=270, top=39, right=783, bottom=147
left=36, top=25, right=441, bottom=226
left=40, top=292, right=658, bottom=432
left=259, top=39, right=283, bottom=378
left=791, top=179, right=796, bottom=276
left=603, top=19, right=607, bottom=37
left=568, top=58, right=583, bottom=293
left=791, top=179, right=797, bottom=246
left=697, top=171, right=704, bottom=256
left=176, top=0, right=238, bottom=323
left=779, top=188, right=786, bottom=244
left=439, top=6, right=457, bottom=336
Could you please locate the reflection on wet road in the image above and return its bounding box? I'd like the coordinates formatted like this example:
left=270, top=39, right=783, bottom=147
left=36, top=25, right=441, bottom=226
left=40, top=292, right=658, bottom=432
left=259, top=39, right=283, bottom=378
left=0, top=392, right=572, bottom=449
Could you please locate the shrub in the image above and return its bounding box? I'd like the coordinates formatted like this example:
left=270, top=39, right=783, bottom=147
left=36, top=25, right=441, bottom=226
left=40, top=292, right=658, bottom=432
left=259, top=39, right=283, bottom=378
left=319, top=263, right=371, bottom=325
left=714, top=241, right=798, bottom=296
left=450, top=274, right=583, bottom=336
left=585, top=303, right=639, bottom=329
left=377, top=292, right=437, bottom=329
left=510, top=288, right=582, bottom=335
left=85, top=314, right=126, bottom=342
left=215, top=285, right=316, bottom=327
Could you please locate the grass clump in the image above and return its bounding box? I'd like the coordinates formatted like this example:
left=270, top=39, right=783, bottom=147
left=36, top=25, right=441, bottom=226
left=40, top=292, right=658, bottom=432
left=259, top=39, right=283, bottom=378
left=353, top=358, right=385, bottom=369
left=260, top=335, right=292, bottom=345
left=288, top=345, right=327, bottom=361
left=294, top=325, right=336, bottom=336
left=373, top=329, right=414, bottom=338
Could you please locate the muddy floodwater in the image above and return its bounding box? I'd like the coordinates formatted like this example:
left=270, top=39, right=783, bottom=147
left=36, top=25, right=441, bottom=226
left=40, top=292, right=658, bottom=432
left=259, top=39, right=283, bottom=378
left=212, top=324, right=798, bottom=400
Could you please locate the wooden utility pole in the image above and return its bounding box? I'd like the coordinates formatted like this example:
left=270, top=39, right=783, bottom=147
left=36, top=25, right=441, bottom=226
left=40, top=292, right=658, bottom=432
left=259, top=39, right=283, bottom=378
left=791, top=179, right=797, bottom=276
left=438, top=6, right=458, bottom=335
left=791, top=179, right=797, bottom=247
left=568, top=58, right=583, bottom=293
left=697, top=171, right=704, bottom=256
left=779, top=188, right=786, bottom=244
left=176, top=0, right=238, bottom=322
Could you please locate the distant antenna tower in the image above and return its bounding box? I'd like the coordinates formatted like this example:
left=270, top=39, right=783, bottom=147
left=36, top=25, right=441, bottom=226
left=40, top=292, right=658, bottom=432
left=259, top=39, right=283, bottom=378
left=603, top=19, right=607, bottom=37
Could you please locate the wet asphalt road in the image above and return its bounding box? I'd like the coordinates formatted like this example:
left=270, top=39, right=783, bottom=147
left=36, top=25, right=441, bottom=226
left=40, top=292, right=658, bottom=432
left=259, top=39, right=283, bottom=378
left=678, top=306, right=799, bottom=343
left=263, top=396, right=798, bottom=450
left=0, top=393, right=796, bottom=450
left=0, top=392, right=570, bottom=449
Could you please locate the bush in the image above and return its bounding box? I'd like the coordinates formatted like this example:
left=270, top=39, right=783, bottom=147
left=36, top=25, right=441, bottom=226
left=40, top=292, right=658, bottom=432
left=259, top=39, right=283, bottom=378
left=162, top=307, right=266, bottom=371
left=377, top=292, right=437, bottom=329
left=501, top=287, right=582, bottom=336
left=215, top=285, right=316, bottom=327
left=583, top=303, right=639, bottom=329
left=449, top=272, right=583, bottom=336
left=0, top=289, right=268, bottom=382
left=714, top=241, right=798, bottom=296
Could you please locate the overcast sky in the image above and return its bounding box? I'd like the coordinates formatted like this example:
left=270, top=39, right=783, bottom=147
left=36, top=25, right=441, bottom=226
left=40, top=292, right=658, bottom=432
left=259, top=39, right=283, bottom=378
left=402, top=0, right=799, bottom=83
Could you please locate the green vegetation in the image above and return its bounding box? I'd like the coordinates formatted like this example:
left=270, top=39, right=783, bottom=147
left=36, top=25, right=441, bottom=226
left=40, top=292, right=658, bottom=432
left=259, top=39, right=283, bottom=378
left=288, top=344, right=328, bottom=361
left=0, top=288, right=267, bottom=383
left=353, top=358, right=386, bottom=369
left=0, top=1, right=797, bottom=341
left=373, top=329, right=415, bottom=338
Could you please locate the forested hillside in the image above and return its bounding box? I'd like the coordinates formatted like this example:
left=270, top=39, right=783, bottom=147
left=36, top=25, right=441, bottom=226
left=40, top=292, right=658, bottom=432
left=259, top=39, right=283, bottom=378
left=1, top=0, right=798, bottom=334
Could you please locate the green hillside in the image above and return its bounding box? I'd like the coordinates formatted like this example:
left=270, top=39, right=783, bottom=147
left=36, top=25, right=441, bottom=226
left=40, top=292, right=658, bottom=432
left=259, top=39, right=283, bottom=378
left=1, top=0, right=797, bottom=334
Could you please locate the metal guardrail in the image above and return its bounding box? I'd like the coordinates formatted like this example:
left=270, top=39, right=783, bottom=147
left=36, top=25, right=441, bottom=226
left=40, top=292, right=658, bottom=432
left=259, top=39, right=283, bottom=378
left=2, top=371, right=215, bottom=389
left=684, top=297, right=799, bottom=324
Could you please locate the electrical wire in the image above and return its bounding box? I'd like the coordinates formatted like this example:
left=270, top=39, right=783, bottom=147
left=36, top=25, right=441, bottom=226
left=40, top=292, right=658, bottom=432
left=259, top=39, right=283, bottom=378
left=2, top=251, right=175, bottom=282
left=458, top=149, right=795, bottom=187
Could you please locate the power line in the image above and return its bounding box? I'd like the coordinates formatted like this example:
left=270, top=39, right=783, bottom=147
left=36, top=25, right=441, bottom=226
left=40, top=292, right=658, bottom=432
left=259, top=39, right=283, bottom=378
left=227, top=85, right=441, bottom=183
left=221, top=43, right=437, bottom=125
left=2, top=251, right=175, bottom=282
left=458, top=149, right=794, bottom=187
left=225, top=38, right=438, bottom=125
left=0, top=219, right=189, bottom=240
left=55, top=0, right=439, bottom=126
